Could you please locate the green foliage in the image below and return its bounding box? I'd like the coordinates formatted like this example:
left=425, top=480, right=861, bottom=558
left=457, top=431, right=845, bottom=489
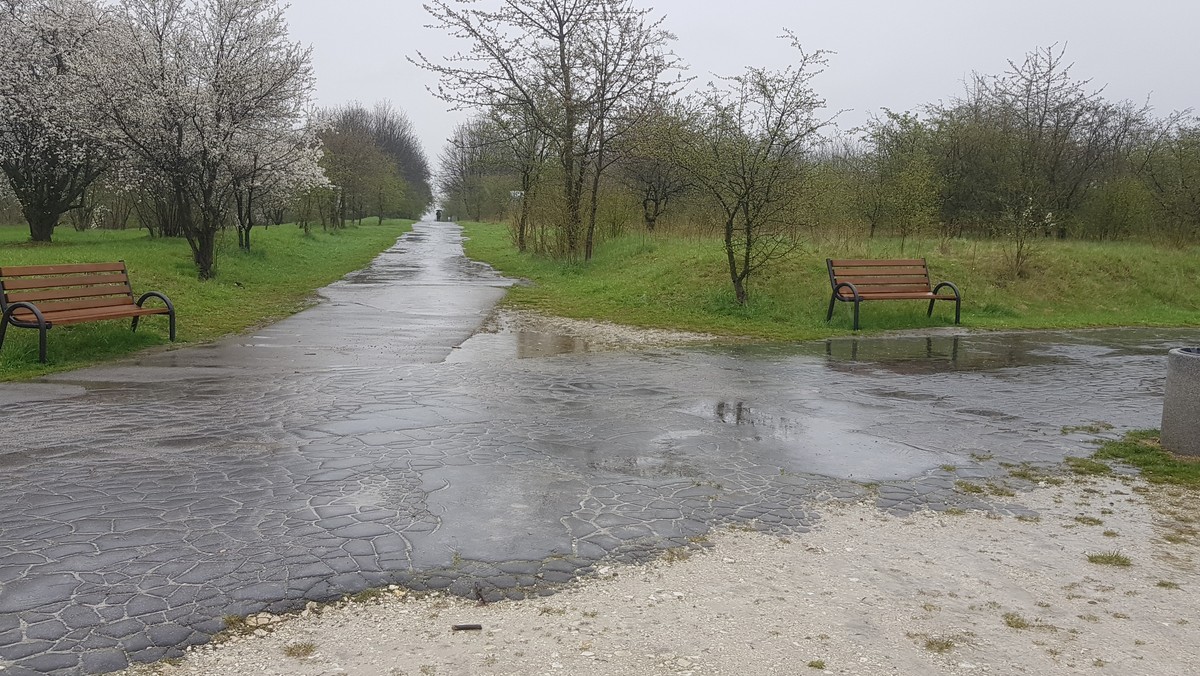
left=461, top=222, right=1200, bottom=340
left=0, top=221, right=411, bottom=380
left=1140, top=121, right=1200, bottom=244
left=1076, top=177, right=1156, bottom=241
left=858, top=111, right=942, bottom=249
left=676, top=38, right=832, bottom=305
left=1092, top=430, right=1200, bottom=487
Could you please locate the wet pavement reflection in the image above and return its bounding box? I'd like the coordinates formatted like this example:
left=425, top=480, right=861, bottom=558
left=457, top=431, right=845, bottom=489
left=0, top=222, right=1195, bottom=674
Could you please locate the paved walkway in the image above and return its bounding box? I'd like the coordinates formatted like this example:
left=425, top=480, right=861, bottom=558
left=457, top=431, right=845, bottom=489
left=0, top=222, right=1194, bottom=674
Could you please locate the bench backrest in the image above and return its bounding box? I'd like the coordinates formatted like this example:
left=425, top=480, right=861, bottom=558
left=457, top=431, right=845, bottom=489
left=827, top=258, right=933, bottom=295
left=0, top=262, right=136, bottom=315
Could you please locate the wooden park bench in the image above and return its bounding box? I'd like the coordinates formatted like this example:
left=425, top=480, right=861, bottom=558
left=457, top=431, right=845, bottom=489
left=0, top=262, right=175, bottom=363
left=826, top=258, right=961, bottom=331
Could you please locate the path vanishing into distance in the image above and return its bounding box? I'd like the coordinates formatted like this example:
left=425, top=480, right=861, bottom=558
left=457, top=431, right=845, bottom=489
left=0, top=221, right=1196, bottom=674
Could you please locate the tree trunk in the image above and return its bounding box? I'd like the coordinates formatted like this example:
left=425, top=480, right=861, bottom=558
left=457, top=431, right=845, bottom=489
left=643, top=198, right=659, bottom=232
left=585, top=164, right=602, bottom=261
left=25, top=209, right=59, bottom=243
left=724, top=215, right=748, bottom=305
left=517, top=201, right=529, bottom=253
left=191, top=230, right=216, bottom=280
left=585, top=130, right=607, bottom=261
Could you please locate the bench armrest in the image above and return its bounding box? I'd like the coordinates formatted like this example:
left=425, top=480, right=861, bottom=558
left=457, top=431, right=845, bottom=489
left=136, top=291, right=175, bottom=314
left=3, top=301, right=47, bottom=327
left=833, top=281, right=861, bottom=301
left=932, top=281, right=961, bottom=299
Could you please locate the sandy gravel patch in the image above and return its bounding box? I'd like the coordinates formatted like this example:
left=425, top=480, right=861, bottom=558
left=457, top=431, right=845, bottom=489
left=124, top=478, right=1199, bottom=676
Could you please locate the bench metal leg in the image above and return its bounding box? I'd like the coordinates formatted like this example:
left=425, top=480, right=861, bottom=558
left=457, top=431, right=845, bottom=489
left=134, top=293, right=176, bottom=342
left=131, top=311, right=176, bottom=341
left=1, top=306, right=48, bottom=363
left=852, top=299, right=860, bottom=331
left=927, top=298, right=962, bottom=325
left=826, top=293, right=837, bottom=322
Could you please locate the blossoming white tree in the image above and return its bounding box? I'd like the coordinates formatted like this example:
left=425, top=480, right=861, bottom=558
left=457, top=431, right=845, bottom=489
left=0, top=0, right=116, bottom=242
left=230, top=120, right=327, bottom=251
left=95, top=0, right=319, bottom=278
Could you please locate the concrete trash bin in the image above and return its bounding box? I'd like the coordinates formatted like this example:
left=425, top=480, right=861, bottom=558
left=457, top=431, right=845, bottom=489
left=1162, top=347, right=1200, bottom=456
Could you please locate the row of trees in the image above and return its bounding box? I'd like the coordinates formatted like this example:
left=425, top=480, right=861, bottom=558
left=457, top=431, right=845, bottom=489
left=426, top=0, right=1197, bottom=302
left=304, top=102, right=432, bottom=232
left=849, top=46, right=1197, bottom=252
left=0, top=0, right=432, bottom=278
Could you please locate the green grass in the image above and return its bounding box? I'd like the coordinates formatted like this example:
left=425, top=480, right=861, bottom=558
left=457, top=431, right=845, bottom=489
left=459, top=222, right=1200, bottom=340
left=1086, top=551, right=1132, bottom=567
left=1092, top=430, right=1200, bottom=487
left=0, top=221, right=411, bottom=380
left=955, top=480, right=985, bottom=494
left=1065, top=457, right=1113, bottom=476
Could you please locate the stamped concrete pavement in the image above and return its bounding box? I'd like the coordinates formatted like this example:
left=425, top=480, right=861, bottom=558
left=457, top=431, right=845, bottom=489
left=0, top=221, right=1194, bottom=674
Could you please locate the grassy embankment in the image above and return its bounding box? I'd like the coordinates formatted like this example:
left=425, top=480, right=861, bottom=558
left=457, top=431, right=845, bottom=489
left=460, top=221, right=1200, bottom=340
left=0, top=220, right=411, bottom=381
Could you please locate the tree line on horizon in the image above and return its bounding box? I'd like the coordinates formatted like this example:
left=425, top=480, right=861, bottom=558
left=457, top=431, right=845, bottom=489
left=0, top=0, right=432, bottom=279
left=422, top=0, right=1198, bottom=302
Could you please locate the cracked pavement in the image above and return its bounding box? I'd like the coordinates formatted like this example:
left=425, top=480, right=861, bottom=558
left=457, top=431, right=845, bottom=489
left=0, top=221, right=1195, bottom=674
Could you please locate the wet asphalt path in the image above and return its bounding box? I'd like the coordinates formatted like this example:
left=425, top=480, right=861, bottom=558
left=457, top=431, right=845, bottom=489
left=0, top=221, right=1195, bottom=674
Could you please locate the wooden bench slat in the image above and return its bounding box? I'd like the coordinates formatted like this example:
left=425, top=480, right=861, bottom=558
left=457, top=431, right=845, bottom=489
left=10, top=296, right=135, bottom=314
left=0, top=262, right=128, bottom=276
left=836, top=289, right=936, bottom=298
left=853, top=292, right=958, bottom=300
left=0, top=273, right=130, bottom=290
left=6, top=284, right=134, bottom=304
left=830, top=267, right=931, bottom=277
left=828, top=259, right=928, bottom=267
left=835, top=291, right=945, bottom=300
left=832, top=275, right=932, bottom=287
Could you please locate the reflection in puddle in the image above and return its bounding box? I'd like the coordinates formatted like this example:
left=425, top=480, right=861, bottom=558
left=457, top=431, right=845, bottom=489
left=448, top=329, right=589, bottom=362
left=687, top=400, right=802, bottom=440
left=711, top=401, right=800, bottom=439
left=684, top=398, right=954, bottom=480
left=516, top=331, right=588, bottom=358
left=819, top=334, right=1072, bottom=374
left=587, top=454, right=699, bottom=479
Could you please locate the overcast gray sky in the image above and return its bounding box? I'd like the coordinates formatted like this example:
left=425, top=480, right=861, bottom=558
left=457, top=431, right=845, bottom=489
left=284, top=0, right=1198, bottom=170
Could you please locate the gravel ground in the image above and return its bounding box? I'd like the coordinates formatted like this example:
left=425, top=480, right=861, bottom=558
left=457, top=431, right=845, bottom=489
left=120, top=476, right=1199, bottom=676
